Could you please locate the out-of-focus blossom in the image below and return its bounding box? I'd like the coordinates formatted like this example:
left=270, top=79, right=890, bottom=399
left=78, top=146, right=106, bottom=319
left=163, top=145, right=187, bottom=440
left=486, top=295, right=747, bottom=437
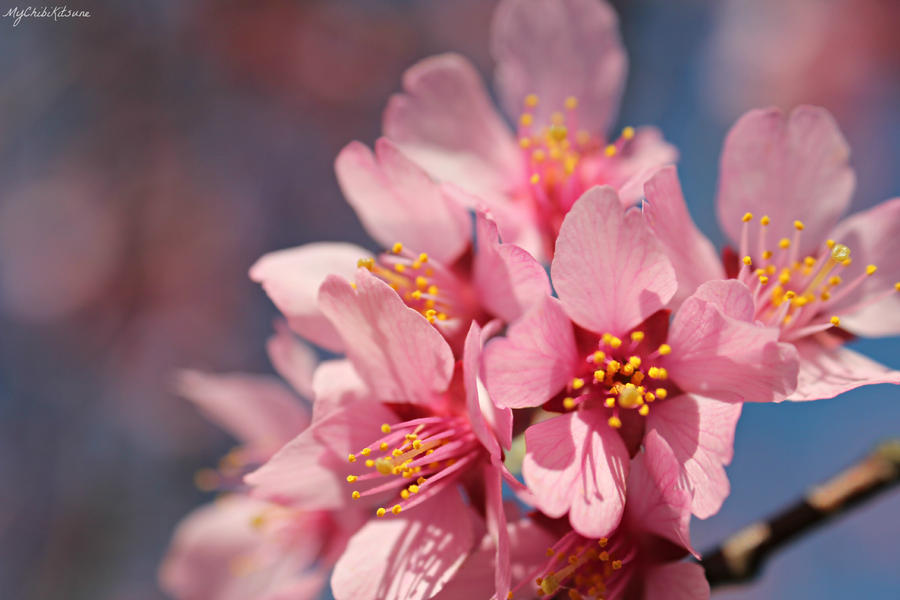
left=644, top=106, right=900, bottom=402
left=383, top=0, right=677, bottom=260
left=250, top=138, right=549, bottom=354
left=485, top=187, right=798, bottom=535
left=248, top=270, right=515, bottom=600
left=160, top=327, right=358, bottom=600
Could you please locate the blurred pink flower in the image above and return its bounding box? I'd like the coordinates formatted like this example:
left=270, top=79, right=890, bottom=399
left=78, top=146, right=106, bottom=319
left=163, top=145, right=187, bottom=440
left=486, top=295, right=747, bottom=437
left=251, top=138, right=549, bottom=354
left=644, top=106, right=900, bottom=402
left=384, top=0, right=677, bottom=260
left=485, top=187, right=798, bottom=535
left=248, top=270, right=515, bottom=600
left=160, top=326, right=358, bottom=600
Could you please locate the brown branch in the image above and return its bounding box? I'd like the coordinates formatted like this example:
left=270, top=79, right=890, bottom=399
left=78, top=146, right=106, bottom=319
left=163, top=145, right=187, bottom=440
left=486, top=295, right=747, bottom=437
left=700, top=439, right=900, bottom=589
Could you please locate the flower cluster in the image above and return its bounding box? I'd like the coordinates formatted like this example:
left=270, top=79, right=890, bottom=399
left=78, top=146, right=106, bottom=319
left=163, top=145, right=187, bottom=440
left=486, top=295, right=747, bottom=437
left=160, top=1, right=900, bottom=599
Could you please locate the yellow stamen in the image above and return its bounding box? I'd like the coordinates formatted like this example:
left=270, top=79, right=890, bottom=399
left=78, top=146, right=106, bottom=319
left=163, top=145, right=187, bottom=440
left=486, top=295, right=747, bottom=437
left=830, top=316, right=840, bottom=326
left=565, top=96, right=578, bottom=110
left=608, top=416, right=622, bottom=428
left=742, top=212, right=753, bottom=222
left=622, top=126, right=635, bottom=140
left=525, top=94, right=539, bottom=108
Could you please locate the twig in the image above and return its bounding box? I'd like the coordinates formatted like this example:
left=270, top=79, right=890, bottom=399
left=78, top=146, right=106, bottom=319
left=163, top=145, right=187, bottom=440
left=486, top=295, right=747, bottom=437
left=700, top=439, right=900, bottom=589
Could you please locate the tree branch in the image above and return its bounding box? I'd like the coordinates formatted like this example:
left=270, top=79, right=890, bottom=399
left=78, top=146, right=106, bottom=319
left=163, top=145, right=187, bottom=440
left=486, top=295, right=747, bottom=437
left=700, top=439, right=900, bottom=589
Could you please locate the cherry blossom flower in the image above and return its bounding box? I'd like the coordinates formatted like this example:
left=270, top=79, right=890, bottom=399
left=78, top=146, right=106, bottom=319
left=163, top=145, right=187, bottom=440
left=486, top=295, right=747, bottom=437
left=484, top=186, right=798, bottom=536
left=247, top=270, right=515, bottom=600
left=383, top=0, right=677, bottom=260
left=160, top=327, right=359, bottom=600
left=643, top=106, right=900, bottom=401
left=250, top=138, right=548, bottom=354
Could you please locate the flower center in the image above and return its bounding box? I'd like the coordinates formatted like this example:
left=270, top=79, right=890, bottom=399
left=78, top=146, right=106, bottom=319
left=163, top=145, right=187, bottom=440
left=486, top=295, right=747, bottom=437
left=526, top=532, right=630, bottom=600
left=560, top=330, right=673, bottom=429
left=357, top=242, right=467, bottom=326
left=735, top=214, right=898, bottom=340
left=345, top=416, right=483, bottom=516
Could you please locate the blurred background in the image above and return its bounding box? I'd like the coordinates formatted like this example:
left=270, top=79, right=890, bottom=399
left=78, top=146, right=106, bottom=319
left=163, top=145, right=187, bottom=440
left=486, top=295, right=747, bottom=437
left=1, top=0, right=898, bottom=598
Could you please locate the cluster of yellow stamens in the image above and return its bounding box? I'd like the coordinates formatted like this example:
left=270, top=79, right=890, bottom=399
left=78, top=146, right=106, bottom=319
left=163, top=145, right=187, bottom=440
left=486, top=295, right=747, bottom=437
left=737, top=213, right=898, bottom=338
left=345, top=418, right=480, bottom=517
left=532, top=536, right=625, bottom=600
left=561, top=330, right=672, bottom=428
left=357, top=243, right=452, bottom=324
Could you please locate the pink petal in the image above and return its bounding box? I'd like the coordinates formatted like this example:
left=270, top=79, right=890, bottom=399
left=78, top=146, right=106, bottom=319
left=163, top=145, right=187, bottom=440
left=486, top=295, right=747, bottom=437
left=266, top=320, right=317, bottom=400
left=464, top=323, right=504, bottom=458
left=318, top=270, right=454, bottom=405
left=791, top=340, right=900, bottom=402
left=250, top=242, right=372, bottom=352
left=607, top=127, right=679, bottom=206
left=335, top=139, right=472, bottom=265
left=552, top=186, right=676, bottom=335
left=159, top=495, right=317, bottom=600
left=625, top=431, right=696, bottom=557
left=646, top=394, right=742, bottom=519
left=666, top=281, right=799, bottom=403
left=483, top=296, right=579, bottom=409
left=484, top=460, right=510, bottom=600
left=523, top=410, right=629, bottom=538
left=827, top=197, right=900, bottom=337
left=473, top=211, right=551, bottom=323
left=717, top=106, right=855, bottom=258
left=383, top=53, right=521, bottom=205
left=330, top=488, right=477, bottom=600
left=492, top=0, right=627, bottom=133
left=175, top=370, right=308, bottom=460
left=643, top=166, right=724, bottom=307
left=643, top=562, right=710, bottom=600
left=310, top=359, right=369, bottom=422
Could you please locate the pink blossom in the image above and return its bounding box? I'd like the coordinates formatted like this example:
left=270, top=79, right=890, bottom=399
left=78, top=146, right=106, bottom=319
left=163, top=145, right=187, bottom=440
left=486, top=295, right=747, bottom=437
left=160, top=326, right=359, bottom=600
left=643, top=106, right=900, bottom=401
left=250, top=137, right=548, bottom=354
left=247, top=269, right=516, bottom=600
left=484, top=187, right=798, bottom=535
left=383, top=0, right=677, bottom=260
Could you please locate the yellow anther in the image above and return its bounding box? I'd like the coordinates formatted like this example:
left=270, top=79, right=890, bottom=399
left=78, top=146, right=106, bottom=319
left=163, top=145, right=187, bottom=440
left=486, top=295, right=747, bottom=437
left=540, top=574, right=560, bottom=596
left=392, top=448, right=403, bottom=457
left=759, top=275, right=769, bottom=284
left=392, top=242, right=403, bottom=254
left=779, top=238, right=791, bottom=249
left=630, top=331, right=645, bottom=342
left=410, top=290, right=422, bottom=300
left=519, top=137, right=532, bottom=149
left=639, top=405, right=650, bottom=416
left=804, top=256, right=817, bottom=267
left=530, top=173, right=540, bottom=184
left=562, top=397, right=576, bottom=410
left=628, top=356, right=642, bottom=368
left=648, top=367, right=660, bottom=378
left=895, top=282, right=900, bottom=291
left=612, top=560, right=623, bottom=570
left=604, top=397, right=616, bottom=408
left=549, top=125, right=568, bottom=141
left=411, top=260, right=422, bottom=270
left=608, top=416, right=622, bottom=428
left=400, top=489, right=410, bottom=499
left=508, top=593, right=514, bottom=600
left=519, top=113, right=534, bottom=127
left=348, top=454, right=356, bottom=463
left=379, top=442, right=388, bottom=451
left=762, top=250, right=773, bottom=260
left=417, top=253, right=428, bottom=264
left=742, top=256, right=752, bottom=265
left=394, top=263, right=406, bottom=273
left=351, top=491, right=361, bottom=499
left=607, top=360, right=621, bottom=373
left=425, top=309, right=437, bottom=323
left=821, top=291, right=831, bottom=301
left=571, top=377, right=585, bottom=390
left=365, top=459, right=374, bottom=467
left=866, top=264, right=878, bottom=275
left=437, top=312, right=448, bottom=321
left=632, top=371, right=645, bottom=385
left=525, top=93, right=539, bottom=108
left=409, top=484, right=419, bottom=494
left=357, top=257, right=374, bottom=269
left=425, top=285, right=437, bottom=296
left=658, top=343, right=671, bottom=355
left=760, top=215, right=771, bottom=226
left=376, top=508, right=386, bottom=517
left=618, top=384, right=643, bottom=408
left=532, top=149, right=546, bottom=162
left=644, top=392, right=655, bottom=403
left=593, top=350, right=606, bottom=363
left=565, top=96, right=578, bottom=110
left=830, top=316, right=841, bottom=326
left=622, top=125, right=635, bottom=140
left=658, top=368, right=668, bottom=379
left=609, top=336, right=622, bottom=349
left=593, top=369, right=605, bottom=381
left=655, top=388, right=668, bottom=399
left=546, top=547, right=556, bottom=557
left=778, top=271, right=791, bottom=284
left=784, top=290, right=796, bottom=300
left=742, top=212, right=753, bottom=222
left=346, top=474, right=357, bottom=483
left=794, top=220, right=805, bottom=230
left=417, top=476, right=426, bottom=484
left=361, top=448, right=371, bottom=456
left=604, top=144, right=617, bottom=157
left=621, top=363, right=634, bottom=376
left=831, top=244, right=851, bottom=262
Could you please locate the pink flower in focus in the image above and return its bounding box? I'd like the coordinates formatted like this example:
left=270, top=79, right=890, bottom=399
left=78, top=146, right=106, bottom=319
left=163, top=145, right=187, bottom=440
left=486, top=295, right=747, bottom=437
left=485, top=187, right=798, bottom=536
left=250, top=138, right=549, bottom=354
left=160, top=327, right=359, bottom=600
left=643, top=106, right=900, bottom=401
left=247, top=270, right=516, bottom=600
left=383, top=0, right=677, bottom=260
